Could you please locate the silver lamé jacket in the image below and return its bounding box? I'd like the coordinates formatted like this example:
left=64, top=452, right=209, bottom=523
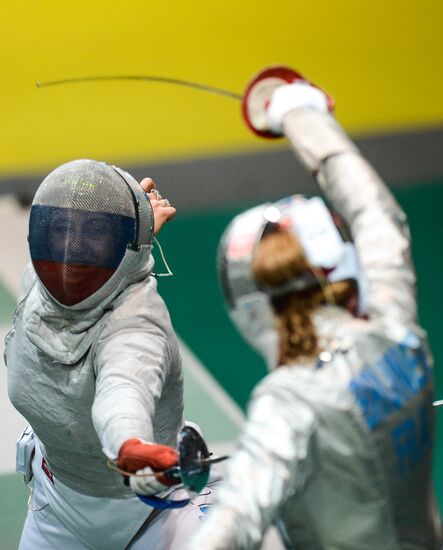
left=5, top=249, right=183, bottom=499
left=188, top=109, right=442, bottom=549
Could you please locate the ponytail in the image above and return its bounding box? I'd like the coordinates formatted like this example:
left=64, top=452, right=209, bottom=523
left=252, top=229, right=355, bottom=365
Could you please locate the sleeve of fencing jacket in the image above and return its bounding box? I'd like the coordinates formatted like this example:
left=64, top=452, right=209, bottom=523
left=282, top=108, right=417, bottom=330
left=186, top=372, right=317, bottom=550
left=91, top=286, right=183, bottom=458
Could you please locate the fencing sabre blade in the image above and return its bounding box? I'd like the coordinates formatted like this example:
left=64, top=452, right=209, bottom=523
left=36, top=66, right=333, bottom=138
left=36, top=74, right=243, bottom=100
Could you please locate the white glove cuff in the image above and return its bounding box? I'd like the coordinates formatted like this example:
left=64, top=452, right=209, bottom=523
left=129, top=466, right=166, bottom=496
left=267, top=82, right=329, bottom=134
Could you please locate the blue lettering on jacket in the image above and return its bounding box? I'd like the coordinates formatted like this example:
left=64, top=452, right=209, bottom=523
left=350, top=342, right=430, bottom=430
left=350, top=340, right=432, bottom=477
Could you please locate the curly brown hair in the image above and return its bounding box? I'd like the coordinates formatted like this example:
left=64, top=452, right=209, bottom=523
left=251, top=228, right=355, bottom=365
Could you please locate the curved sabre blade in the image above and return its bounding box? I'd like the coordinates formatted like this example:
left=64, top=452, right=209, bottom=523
left=36, top=75, right=243, bottom=100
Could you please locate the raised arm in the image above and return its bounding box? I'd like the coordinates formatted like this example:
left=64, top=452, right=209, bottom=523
left=270, top=82, right=417, bottom=332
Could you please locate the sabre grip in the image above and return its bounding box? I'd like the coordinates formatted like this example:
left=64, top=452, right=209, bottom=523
left=163, top=465, right=182, bottom=480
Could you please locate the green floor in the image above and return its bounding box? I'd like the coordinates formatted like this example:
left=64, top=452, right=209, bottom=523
left=0, top=475, right=28, bottom=550
left=1, top=179, right=442, bottom=548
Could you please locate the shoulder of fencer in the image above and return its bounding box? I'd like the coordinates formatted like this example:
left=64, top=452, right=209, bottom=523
left=249, top=318, right=398, bottom=396
left=105, top=275, right=170, bottom=323
left=346, top=314, right=427, bottom=357
left=244, top=371, right=318, bottom=449
left=245, top=359, right=354, bottom=437
left=249, top=368, right=319, bottom=417
left=95, top=275, right=179, bottom=351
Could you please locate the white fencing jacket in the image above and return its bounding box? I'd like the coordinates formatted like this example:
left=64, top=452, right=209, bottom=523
left=188, top=109, right=442, bottom=549
left=6, top=249, right=183, bottom=499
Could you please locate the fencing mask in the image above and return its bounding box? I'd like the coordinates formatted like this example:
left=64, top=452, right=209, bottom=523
left=28, top=159, right=153, bottom=306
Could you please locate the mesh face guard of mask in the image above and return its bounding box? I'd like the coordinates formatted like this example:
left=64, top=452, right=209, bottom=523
left=218, top=195, right=365, bottom=369
left=28, top=159, right=154, bottom=306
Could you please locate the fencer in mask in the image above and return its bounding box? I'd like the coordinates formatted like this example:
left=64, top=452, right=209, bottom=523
left=187, top=78, right=441, bottom=549
left=5, top=160, right=212, bottom=550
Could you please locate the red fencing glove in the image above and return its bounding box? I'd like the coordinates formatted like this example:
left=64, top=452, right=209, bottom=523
left=118, top=438, right=179, bottom=495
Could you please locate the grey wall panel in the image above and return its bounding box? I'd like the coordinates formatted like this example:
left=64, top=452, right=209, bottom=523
left=2, top=127, right=443, bottom=208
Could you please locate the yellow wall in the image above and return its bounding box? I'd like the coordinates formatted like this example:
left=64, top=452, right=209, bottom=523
left=1, top=1, right=442, bottom=174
